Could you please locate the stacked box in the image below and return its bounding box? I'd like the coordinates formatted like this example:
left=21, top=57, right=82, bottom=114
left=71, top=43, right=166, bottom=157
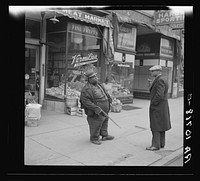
left=25, top=103, right=42, bottom=127
left=65, top=106, right=77, bottom=115
left=76, top=108, right=85, bottom=117
left=26, top=118, right=39, bottom=127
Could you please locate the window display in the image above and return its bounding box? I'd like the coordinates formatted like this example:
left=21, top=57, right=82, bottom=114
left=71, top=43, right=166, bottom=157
left=103, top=61, right=134, bottom=104
left=45, top=22, right=102, bottom=100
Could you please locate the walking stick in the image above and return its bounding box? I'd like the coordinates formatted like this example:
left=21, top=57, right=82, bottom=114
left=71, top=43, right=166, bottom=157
left=101, top=110, right=121, bottom=129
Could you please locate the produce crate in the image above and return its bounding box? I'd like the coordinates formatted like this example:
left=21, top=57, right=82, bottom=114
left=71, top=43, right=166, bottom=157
left=76, top=108, right=85, bottom=117
left=26, top=118, right=39, bottom=127
left=65, top=106, right=77, bottom=115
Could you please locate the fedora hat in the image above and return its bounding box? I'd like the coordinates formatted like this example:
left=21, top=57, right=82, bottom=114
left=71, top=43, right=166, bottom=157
left=85, top=71, right=97, bottom=79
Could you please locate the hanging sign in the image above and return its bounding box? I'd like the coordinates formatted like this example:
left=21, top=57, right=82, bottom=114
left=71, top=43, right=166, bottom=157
left=55, top=9, right=110, bottom=27
left=117, top=23, right=137, bottom=51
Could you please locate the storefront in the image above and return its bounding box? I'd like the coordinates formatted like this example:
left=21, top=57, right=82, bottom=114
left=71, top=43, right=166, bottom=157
left=42, top=10, right=112, bottom=112
left=103, top=12, right=137, bottom=104
left=133, top=34, right=175, bottom=99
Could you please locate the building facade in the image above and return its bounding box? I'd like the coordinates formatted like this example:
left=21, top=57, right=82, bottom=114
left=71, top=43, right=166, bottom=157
left=25, top=8, right=184, bottom=112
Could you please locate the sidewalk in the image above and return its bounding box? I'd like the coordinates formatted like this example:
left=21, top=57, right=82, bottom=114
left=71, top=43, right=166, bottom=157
left=25, top=97, right=183, bottom=166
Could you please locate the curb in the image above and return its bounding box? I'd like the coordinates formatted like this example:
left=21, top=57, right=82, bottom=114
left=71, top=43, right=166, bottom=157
left=148, top=147, right=183, bottom=166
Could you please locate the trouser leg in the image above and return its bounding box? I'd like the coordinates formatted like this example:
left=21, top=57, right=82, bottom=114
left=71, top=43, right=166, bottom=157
left=160, top=131, right=165, bottom=148
left=151, top=131, right=161, bottom=148
left=97, top=101, right=109, bottom=137
left=100, top=117, right=108, bottom=137
left=87, top=115, right=103, bottom=141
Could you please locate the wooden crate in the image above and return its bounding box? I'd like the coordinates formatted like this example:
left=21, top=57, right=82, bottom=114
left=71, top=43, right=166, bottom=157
left=65, top=106, right=77, bottom=115
left=26, top=118, right=39, bottom=127
left=76, top=108, right=85, bottom=117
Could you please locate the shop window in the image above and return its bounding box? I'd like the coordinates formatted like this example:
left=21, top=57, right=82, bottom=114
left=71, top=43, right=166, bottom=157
left=45, top=23, right=101, bottom=100
left=25, top=19, right=40, bottom=39
left=109, top=62, right=134, bottom=96
left=45, top=32, right=66, bottom=100
left=67, top=22, right=101, bottom=81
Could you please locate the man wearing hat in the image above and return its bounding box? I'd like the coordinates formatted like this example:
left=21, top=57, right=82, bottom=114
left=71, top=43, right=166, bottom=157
left=146, top=65, right=171, bottom=151
left=80, top=70, right=114, bottom=145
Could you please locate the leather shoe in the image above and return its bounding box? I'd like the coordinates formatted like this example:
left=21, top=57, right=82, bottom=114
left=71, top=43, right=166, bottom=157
left=91, top=140, right=102, bottom=145
left=146, top=146, right=160, bottom=151
left=102, top=135, right=114, bottom=141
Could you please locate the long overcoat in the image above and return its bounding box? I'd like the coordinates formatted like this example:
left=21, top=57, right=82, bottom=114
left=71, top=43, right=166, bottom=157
left=149, top=75, right=171, bottom=131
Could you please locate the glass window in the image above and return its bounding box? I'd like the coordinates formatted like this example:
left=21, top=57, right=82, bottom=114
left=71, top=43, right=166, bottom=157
left=67, top=22, right=101, bottom=80
left=110, top=62, right=134, bottom=95
left=116, top=23, right=137, bottom=52
left=25, top=19, right=40, bottom=39
left=45, top=32, right=66, bottom=100
left=45, top=22, right=102, bottom=100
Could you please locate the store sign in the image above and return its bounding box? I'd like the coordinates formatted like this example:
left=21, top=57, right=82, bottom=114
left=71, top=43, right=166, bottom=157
left=137, top=42, right=156, bottom=57
left=71, top=53, right=98, bottom=67
left=68, top=23, right=100, bottom=37
left=55, top=9, right=110, bottom=27
left=136, top=53, right=156, bottom=57
left=117, top=24, right=137, bottom=51
left=160, top=38, right=174, bottom=58
left=137, top=43, right=151, bottom=52
left=117, top=63, right=130, bottom=67
left=154, top=10, right=184, bottom=29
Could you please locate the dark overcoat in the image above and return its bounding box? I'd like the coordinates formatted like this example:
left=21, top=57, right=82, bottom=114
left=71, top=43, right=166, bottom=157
left=80, top=82, right=112, bottom=116
left=149, top=75, right=171, bottom=131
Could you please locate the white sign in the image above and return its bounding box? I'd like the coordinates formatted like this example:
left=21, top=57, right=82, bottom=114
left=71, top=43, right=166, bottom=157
left=71, top=53, right=98, bottom=67
left=114, top=52, right=122, bottom=61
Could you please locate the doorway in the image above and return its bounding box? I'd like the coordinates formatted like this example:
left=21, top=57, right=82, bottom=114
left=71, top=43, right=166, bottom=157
left=25, top=45, right=40, bottom=104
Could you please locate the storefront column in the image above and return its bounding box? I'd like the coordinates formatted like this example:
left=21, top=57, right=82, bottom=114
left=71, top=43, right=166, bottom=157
left=39, top=14, right=46, bottom=106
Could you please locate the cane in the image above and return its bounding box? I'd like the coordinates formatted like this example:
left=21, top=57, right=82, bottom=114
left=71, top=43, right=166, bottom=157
left=101, top=110, right=121, bottom=129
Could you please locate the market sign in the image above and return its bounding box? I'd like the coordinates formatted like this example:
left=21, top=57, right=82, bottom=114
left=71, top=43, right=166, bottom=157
left=71, top=53, right=98, bottom=67
left=55, top=9, right=110, bottom=27
left=68, top=23, right=100, bottom=38
left=154, top=10, right=184, bottom=29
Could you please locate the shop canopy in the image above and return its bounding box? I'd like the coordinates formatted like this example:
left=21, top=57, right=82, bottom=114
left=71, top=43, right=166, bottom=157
left=48, top=9, right=111, bottom=28
left=114, top=12, right=180, bottom=40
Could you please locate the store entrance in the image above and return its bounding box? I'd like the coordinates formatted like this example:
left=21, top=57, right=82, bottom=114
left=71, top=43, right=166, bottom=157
left=25, top=45, right=40, bottom=104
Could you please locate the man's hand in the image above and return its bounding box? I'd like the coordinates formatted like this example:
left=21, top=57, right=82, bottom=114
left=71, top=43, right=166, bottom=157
left=99, top=110, right=108, bottom=118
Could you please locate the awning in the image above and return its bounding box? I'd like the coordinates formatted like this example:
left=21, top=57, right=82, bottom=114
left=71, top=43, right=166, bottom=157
left=155, top=27, right=181, bottom=40
left=114, top=12, right=155, bottom=29
left=114, top=12, right=180, bottom=40
left=49, top=9, right=111, bottom=28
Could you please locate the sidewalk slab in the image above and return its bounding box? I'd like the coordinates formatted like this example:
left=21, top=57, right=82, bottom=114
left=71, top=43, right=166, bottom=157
left=66, top=138, right=161, bottom=166
left=28, top=126, right=90, bottom=156
left=25, top=137, right=63, bottom=165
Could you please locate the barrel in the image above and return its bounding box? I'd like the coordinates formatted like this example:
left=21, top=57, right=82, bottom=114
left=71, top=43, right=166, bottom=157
left=65, top=97, right=78, bottom=107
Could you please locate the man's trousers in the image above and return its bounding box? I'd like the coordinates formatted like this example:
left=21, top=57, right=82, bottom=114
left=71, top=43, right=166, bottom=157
left=87, top=100, right=110, bottom=141
left=151, top=131, right=165, bottom=148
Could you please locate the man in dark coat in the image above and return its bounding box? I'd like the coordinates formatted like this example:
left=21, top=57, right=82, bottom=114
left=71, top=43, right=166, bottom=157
left=80, top=71, right=114, bottom=145
left=146, top=65, right=171, bottom=151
